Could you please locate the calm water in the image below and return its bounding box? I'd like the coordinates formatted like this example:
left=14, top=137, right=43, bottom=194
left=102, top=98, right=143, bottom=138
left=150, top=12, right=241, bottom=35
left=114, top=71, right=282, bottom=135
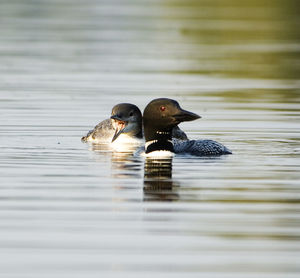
left=1, top=0, right=300, bottom=277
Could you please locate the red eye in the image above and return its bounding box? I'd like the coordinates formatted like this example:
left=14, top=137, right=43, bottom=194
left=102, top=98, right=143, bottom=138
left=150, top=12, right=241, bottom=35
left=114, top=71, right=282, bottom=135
left=160, top=106, right=166, bottom=112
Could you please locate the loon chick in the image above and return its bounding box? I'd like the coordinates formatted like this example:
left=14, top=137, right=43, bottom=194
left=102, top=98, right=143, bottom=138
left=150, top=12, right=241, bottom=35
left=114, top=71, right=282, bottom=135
left=143, top=98, right=232, bottom=156
left=81, top=103, right=188, bottom=145
left=82, top=103, right=143, bottom=144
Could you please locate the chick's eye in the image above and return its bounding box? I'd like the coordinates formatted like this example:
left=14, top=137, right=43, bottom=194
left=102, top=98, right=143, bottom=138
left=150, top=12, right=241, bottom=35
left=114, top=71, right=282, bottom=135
left=129, top=112, right=133, bottom=116
left=160, top=106, right=166, bottom=112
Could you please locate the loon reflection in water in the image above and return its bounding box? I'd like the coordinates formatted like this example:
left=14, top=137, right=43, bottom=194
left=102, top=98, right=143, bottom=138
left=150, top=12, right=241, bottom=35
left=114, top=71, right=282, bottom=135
left=143, top=158, right=180, bottom=201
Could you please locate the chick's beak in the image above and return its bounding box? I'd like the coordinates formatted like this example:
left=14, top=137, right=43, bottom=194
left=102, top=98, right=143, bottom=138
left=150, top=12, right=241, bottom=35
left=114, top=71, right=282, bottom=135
left=110, top=115, right=128, bottom=142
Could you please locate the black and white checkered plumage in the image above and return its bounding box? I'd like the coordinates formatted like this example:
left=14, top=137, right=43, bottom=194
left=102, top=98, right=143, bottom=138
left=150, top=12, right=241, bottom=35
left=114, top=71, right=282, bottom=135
left=173, top=138, right=232, bottom=156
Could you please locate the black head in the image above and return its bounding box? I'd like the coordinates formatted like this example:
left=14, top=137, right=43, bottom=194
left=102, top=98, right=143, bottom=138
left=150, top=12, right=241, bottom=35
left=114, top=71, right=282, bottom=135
left=143, top=98, right=200, bottom=142
left=110, top=103, right=142, bottom=142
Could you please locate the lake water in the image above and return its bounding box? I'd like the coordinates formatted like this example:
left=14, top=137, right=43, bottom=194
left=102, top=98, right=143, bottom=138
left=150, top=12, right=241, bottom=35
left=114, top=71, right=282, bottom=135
left=0, top=0, right=300, bottom=277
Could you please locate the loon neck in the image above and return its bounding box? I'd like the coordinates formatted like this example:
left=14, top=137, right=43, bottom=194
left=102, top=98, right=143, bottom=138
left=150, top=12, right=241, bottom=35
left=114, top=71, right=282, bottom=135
left=144, top=129, right=174, bottom=154
left=136, top=129, right=143, bottom=139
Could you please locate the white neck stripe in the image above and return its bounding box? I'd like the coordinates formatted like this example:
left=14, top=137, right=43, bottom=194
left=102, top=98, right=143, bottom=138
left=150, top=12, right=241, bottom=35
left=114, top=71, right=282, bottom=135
left=145, top=139, right=173, bottom=150
left=145, top=140, right=157, bottom=150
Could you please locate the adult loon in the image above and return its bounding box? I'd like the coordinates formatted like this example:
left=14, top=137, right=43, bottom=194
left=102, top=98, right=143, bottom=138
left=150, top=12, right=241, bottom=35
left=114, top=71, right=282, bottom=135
left=143, top=98, right=232, bottom=156
left=81, top=103, right=188, bottom=144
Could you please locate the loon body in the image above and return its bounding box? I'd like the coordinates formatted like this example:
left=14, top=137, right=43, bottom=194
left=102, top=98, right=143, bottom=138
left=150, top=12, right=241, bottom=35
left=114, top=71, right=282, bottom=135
left=143, top=98, right=232, bottom=157
left=173, top=138, right=231, bottom=156
left=82, top=103, right=188, bottom=146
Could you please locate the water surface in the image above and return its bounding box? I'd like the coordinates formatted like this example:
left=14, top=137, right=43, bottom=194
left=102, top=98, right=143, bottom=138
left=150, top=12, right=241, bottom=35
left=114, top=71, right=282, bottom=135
left=0, top=0, right=300, bottom=277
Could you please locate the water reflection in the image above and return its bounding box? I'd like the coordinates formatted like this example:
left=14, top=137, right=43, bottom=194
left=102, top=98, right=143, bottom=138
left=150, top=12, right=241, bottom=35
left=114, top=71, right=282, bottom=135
left=1, top=0, right=300, bottom=276
left=143, top=158, right=180, bottom=201
left=88, top=143, right=142, bottom=179
left=87, top=143, right=181, bottom=201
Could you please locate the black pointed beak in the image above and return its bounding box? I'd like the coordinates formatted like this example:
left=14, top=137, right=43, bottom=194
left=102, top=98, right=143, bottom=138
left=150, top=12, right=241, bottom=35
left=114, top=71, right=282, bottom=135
left=110, top=115, right=127, bottom=142
left=173, top=108, right=201, bottom=123
left=111, top=128, right=123, bottom=142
